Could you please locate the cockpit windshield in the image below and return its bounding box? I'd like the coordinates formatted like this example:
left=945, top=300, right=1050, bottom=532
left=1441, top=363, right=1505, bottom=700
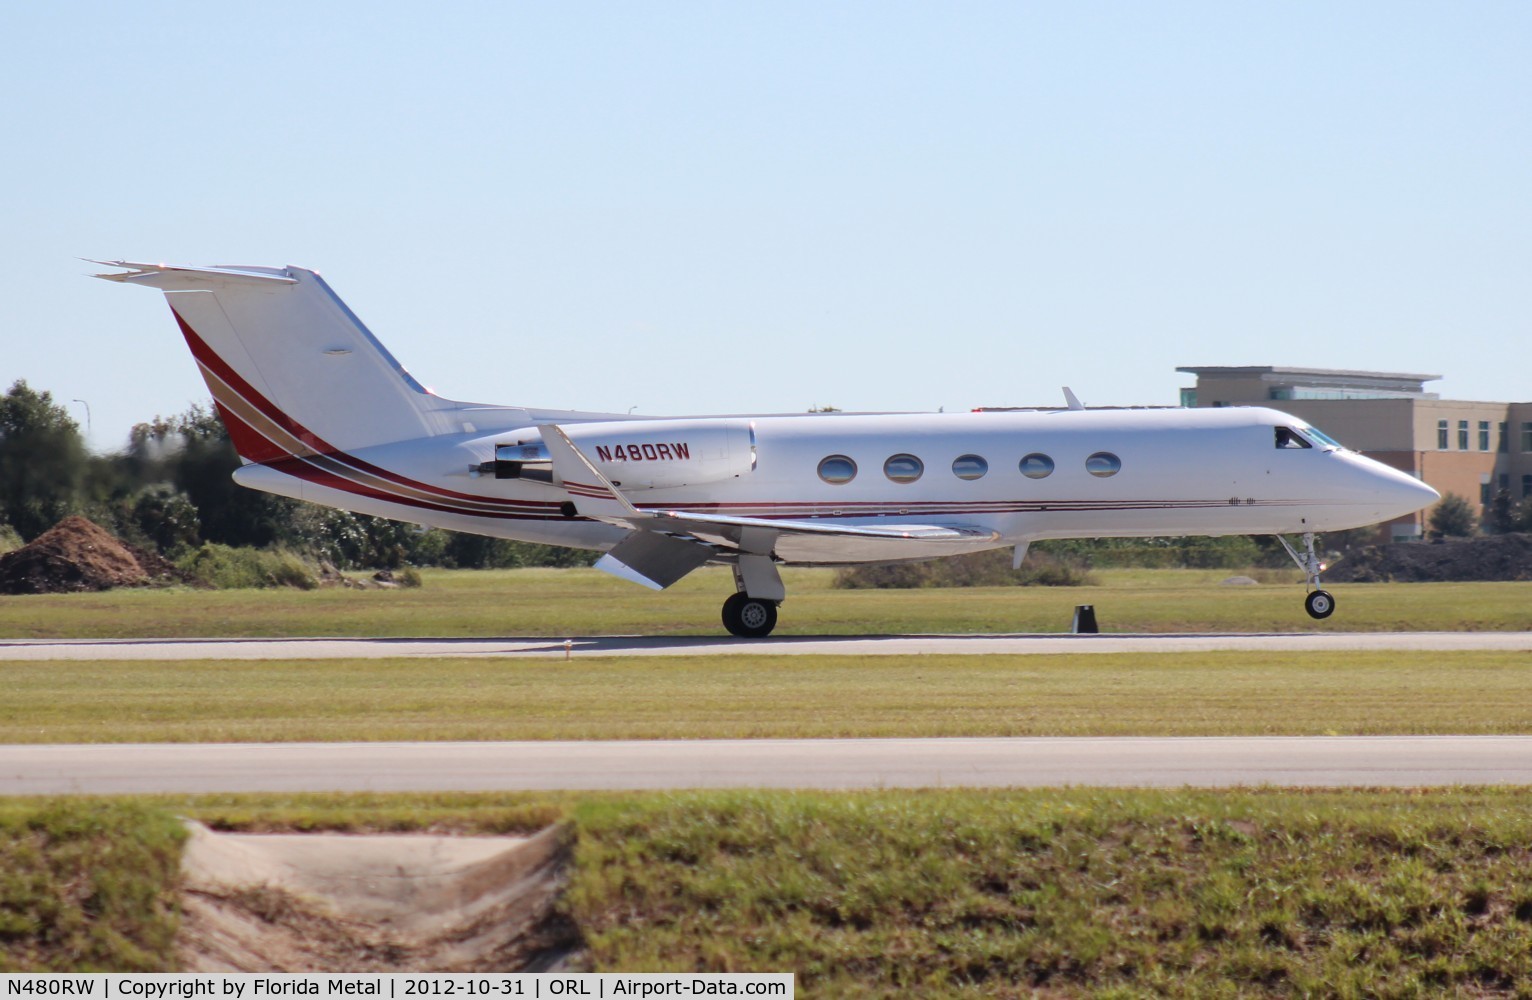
left=1274, top=424, right=1344, bottom=451
left=1274, top=426, right=1312, bottom=449
left=1274, top=422, right=1348, bottom=450
left=1302, top=425, right=1344, bottom=450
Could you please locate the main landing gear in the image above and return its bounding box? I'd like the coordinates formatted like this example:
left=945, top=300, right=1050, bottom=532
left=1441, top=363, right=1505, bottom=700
left=722, top=592, right=779, bottom=638
left=721, top=554, right=785, bottom=638
left=1275, top=532, right=1334, bottom=620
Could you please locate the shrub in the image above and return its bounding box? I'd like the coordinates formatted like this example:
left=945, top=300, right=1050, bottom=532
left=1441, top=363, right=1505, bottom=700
left=834, top=548, right=1096, bottom=589
left=1429, top=493, right=1478, bottom=538
left=1038, top=535, right=1263, bottom=569
left=177, top=544, right=318, bottom=590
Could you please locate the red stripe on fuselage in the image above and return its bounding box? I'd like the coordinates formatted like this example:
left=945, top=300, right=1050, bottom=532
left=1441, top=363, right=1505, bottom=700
left=210, top=399, right=290, bottom=464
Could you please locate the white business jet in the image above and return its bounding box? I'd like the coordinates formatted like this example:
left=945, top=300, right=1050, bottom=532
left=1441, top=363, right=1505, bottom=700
left=97, top=261, right=1439, bottom=637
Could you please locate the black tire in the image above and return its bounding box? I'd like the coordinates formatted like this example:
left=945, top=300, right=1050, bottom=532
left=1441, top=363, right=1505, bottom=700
left=1305, top=589, right=1335, bottom=620
left=722, top=592, right=778, bottom=638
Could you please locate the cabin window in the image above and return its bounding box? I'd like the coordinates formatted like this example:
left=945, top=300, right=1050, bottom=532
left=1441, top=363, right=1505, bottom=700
left=951, top=454, right=988, bottom=480
left=817, top=455, right=857, bottom=485
left=1019, top=453, right=1054, bottom=479
left=1275, top=427, right=1312, bottom=449
left=1085, top=452, right=1121, bottom=477
left=884, top=454, right=924, bottom=484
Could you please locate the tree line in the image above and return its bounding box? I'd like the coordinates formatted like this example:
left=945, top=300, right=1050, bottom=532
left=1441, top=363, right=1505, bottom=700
left=0, top=380, right=595, bottom=570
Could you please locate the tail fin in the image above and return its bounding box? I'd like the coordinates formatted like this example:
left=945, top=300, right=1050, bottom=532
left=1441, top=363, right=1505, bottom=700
left=94, top=261, right=461, bottom=459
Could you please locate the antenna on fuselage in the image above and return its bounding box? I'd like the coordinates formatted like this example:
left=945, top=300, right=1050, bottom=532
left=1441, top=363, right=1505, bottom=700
left=1062, top=387, right=1084, bottom=411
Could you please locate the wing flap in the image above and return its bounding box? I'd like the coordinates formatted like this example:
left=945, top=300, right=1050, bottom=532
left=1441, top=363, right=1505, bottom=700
left=595, top=530, right=715, bottom=590
left=649, top=508, right=998, bottom=543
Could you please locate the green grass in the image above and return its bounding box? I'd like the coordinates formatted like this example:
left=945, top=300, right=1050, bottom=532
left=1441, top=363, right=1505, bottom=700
left=568, top=788, right=1532, bottom=998
left=0, top=567, right=1530, bottom=639
left=11, top=790, right=1532, bottom=996
left=0, top=800, right=184, bottom=972
left=3, top=650, right=1532, bottom=742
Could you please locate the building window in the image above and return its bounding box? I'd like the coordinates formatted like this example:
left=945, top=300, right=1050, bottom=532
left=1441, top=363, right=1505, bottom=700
left=1458, top=420, right=1469, bottom=450
left=1523, top=422, right=1532, bottom=453
left=1524, top=474, right=1532, bottom=499
left=1479, top=421, right=1490, bottom=451
left=1500, top=422, right=1509, bottom=453
left=1437, top=420, right=1449, bottom=450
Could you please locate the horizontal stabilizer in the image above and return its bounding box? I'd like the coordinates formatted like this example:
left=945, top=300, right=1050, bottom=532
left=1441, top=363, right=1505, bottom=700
left=89, top=260, right=298, bottom=286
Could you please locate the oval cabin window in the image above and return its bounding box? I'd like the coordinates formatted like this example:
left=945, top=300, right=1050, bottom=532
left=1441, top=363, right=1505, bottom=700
left=1085, top=452, right=1122, bottom=477
left=884, top=454, right=924, bottom=484
left=951, top=454, right=988, bottom=480
left=1019, top=453, right=1055, bottom=479
left=817, top=455, right=857, bottom=485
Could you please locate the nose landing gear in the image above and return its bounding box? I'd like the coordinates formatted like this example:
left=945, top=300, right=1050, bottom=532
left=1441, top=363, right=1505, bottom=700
left=1276, top=532, right=1334, bottom=620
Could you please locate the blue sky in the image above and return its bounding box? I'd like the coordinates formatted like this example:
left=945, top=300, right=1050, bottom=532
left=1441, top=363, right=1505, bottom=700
left=4, top=1, right=1528, bottom=450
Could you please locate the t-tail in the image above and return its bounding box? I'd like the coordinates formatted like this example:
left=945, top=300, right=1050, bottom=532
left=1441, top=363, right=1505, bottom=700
left=92, top=261, right=467, bottom=462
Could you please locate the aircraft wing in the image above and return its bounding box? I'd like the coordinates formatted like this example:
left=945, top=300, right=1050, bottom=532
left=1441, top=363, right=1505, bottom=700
left=538, top=424, right=1001, bottom=586
left=647, top=508, right=992, bottom=542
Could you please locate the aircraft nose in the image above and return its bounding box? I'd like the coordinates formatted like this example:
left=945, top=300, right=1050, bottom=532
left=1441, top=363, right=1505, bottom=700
left=1372, top=462, right=1439, bottom=517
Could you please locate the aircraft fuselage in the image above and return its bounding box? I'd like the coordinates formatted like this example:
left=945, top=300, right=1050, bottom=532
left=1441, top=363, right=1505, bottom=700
left=236, top=405, right=1435, bottom=563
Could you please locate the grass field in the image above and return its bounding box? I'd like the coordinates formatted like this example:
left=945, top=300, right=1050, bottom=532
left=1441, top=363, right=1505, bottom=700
left=3, top=650, right=1531, bottom=742
left=9, top=790, right=1532, bottom=996
left=5, top=572, right=1531, bottom=989
left=0, top=566, right=1530, bottom=639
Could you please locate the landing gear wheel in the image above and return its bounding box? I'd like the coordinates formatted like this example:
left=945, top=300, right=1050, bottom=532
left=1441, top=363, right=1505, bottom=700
left=1277, top=533, right=1337, bottom=623
left=722, top=592, right=778, bottom=638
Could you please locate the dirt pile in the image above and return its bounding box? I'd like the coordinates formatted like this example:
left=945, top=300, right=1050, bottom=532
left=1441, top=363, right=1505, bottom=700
left=1328, top=532, right=1532, bottom=583
left=0, top=515, right=189, bottom=595
left=317, top=561, right=407, bottom=590
left=176, top=823, right=581, bottom=972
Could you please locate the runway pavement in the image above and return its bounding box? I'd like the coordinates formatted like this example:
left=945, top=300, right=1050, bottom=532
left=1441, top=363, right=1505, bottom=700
left=6, top=736, right=1532, bottom=794
left=4, top=631, right=1532, bottom=659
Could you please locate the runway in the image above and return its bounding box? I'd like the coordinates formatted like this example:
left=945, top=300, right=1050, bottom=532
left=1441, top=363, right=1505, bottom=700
left=4, top=631, right=1532, bottom=659
left=6, top=736, right=1532, bottom=794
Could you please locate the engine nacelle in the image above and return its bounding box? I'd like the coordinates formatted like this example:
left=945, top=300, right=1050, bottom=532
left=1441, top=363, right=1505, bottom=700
left=565, top=418, right=756, bottom=490
left=480, top=419, right=756, bottom=490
